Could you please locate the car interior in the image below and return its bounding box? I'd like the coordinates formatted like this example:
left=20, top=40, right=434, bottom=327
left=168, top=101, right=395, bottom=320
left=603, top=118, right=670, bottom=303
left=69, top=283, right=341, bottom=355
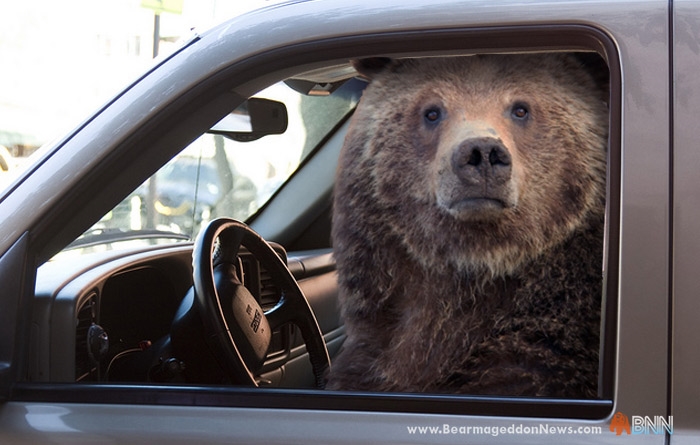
left=32, top=70, right=364, bottom=389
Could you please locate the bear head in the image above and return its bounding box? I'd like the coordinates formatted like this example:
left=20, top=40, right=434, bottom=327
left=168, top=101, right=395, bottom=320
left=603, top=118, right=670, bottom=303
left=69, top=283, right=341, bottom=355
left=337, top=54, right=609, bottom=277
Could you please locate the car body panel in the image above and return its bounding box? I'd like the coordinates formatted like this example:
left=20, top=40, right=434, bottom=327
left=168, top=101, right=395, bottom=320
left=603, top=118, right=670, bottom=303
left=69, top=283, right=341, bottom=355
left=671, top=0, right=700, bottom=441
left=0, top=402, right=636, bottom=445
left=0, top=0, right=685, bottom=443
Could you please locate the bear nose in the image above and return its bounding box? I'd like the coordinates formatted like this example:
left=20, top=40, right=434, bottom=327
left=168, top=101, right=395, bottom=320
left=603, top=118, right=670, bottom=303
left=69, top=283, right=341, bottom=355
left=451, top=138, right=512, bottom=184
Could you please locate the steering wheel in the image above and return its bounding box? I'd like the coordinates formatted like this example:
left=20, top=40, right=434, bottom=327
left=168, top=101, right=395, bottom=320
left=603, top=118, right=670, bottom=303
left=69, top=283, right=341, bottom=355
left=191, top=218, right=330, bottom=388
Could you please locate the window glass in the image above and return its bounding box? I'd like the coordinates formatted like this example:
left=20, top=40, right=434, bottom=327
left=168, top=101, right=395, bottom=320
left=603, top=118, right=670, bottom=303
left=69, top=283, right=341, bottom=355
left=56, top=78, right=363, bottom=257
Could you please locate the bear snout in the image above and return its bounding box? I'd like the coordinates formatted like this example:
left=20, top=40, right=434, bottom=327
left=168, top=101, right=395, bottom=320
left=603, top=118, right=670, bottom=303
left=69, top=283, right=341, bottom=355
left=451, top=137, right=512, bottom=185
left=437, top=137, right=517, bottom=219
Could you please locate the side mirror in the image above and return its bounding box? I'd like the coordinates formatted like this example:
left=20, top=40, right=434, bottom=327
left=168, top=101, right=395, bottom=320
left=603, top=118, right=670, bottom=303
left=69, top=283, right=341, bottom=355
left=209, top=98, right=288, bottom=142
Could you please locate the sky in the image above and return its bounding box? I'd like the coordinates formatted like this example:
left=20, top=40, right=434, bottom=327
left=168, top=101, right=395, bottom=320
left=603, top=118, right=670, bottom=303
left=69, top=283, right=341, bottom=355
left=0, top=0, right=274, bottom=150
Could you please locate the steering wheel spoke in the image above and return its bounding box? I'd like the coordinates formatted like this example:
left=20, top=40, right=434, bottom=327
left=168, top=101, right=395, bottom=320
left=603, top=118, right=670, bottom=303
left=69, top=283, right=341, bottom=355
left=264, top=298, right=293, bottom=330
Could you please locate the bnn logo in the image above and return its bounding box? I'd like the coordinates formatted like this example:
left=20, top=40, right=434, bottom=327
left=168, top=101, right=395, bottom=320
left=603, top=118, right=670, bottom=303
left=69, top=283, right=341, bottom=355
left=610, top=412, right=673, bottom=436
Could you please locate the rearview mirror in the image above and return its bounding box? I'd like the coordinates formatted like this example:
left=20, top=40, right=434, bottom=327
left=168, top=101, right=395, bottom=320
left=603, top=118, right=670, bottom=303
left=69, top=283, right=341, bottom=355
left=209, top=98, right=288, bottom=142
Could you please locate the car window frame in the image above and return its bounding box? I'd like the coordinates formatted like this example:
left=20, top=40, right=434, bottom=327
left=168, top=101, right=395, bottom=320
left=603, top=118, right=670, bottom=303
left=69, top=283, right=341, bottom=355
left=7, top=24, right=621, bottom=420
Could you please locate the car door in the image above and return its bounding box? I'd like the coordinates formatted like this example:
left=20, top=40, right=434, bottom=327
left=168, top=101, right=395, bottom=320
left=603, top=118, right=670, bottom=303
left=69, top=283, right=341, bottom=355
left=671, top=0, right=700, bottom=442
left=0, top=0, right=673, bottom=443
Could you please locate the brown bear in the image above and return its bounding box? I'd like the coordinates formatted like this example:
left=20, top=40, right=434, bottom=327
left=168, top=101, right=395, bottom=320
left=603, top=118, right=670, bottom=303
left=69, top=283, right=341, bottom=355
left=326, top=53, right=608, bottom=398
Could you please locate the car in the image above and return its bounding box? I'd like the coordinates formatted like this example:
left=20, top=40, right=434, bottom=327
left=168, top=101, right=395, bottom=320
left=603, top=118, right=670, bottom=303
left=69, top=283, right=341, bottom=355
left=0, top=0, right=696, bottom=443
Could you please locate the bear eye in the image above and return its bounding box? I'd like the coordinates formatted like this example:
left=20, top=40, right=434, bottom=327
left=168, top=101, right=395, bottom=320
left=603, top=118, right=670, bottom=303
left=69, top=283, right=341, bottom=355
left=424, top=107, right=443, bottom=124
left=511, top=103, right=530, bottom=120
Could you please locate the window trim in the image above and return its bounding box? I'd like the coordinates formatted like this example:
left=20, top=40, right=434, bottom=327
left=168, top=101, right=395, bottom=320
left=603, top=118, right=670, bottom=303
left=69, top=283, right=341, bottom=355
left=12, top=383, right=613, bottom=419
left=17, top=24, right=621, bottom=420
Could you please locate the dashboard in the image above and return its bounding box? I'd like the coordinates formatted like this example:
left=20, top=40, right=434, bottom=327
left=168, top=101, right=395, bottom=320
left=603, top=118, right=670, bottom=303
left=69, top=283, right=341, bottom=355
left=31, top=243, right=344, bottom=388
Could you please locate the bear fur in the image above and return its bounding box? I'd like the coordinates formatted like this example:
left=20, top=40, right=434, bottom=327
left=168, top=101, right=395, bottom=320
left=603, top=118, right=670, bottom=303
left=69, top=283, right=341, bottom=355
left=326, top=54, right=608, bottom=398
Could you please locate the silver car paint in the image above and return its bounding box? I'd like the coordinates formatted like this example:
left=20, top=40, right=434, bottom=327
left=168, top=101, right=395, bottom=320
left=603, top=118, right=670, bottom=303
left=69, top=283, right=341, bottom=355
left=0, top=0, right=680, bottom=442
left=671, top=0, right=700, bottom=443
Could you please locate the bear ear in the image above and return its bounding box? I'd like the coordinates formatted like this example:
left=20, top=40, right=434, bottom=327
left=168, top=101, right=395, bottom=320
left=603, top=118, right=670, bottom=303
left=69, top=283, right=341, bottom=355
left=572, top=52, right=610, bottom=101
left=351, top=58, right=402, bottom=79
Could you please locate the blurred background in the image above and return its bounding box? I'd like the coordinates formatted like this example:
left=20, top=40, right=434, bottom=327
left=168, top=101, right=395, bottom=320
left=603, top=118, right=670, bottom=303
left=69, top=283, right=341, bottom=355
left=0, top=0, right=272, bottom=169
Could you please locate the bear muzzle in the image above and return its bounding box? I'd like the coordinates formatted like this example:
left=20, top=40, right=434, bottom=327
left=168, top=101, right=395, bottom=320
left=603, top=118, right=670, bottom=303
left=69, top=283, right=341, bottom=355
left=451, top=137, right=512, bottom=182
left=438, top=137, right=517, bottom=219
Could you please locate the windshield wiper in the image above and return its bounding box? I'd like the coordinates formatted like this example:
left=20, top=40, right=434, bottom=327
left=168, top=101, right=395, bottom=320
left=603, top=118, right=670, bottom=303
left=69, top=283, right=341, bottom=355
left=65, top=228, right=191, bottom=250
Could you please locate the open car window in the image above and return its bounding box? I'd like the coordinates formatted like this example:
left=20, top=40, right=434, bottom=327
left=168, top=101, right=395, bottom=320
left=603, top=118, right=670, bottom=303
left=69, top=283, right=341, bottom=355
left=56, top=79, right=364, bottom=257
left=24, top=20, right=623, bottom=429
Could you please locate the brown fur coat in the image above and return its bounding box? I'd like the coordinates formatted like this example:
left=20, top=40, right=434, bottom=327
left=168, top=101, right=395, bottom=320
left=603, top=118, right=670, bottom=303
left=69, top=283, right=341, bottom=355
left=326, top=54, right=608, bottom=398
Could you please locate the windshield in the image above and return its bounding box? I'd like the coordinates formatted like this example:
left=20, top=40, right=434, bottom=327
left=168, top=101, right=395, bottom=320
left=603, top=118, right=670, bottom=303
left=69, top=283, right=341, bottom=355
left=56, top=78, right=364, bottom=257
